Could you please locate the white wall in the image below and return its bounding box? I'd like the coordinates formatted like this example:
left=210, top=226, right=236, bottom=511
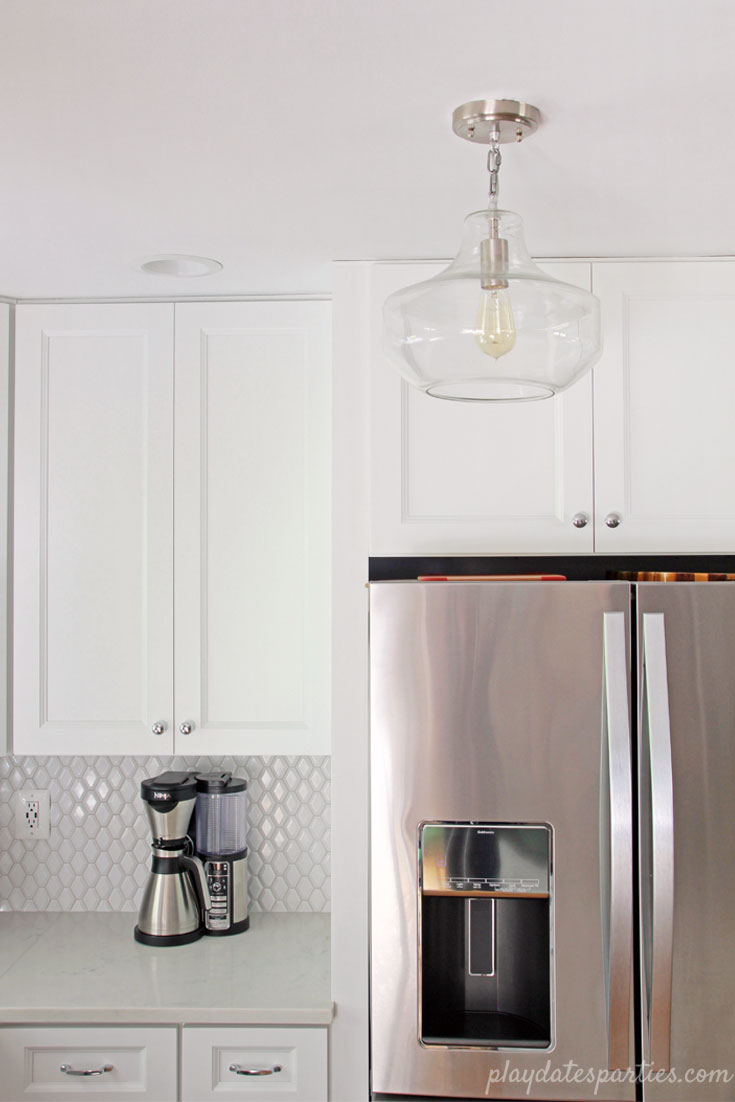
left=330, top=265, right=371, bottom=1102
left=0, top=304, right=9, bottom=756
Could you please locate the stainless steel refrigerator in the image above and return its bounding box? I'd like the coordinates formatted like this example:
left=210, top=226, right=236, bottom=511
left=369, top=581, right=735, bottom=1101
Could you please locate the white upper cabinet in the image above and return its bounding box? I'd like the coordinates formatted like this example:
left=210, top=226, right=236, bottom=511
left=174, top=302, right=331, bottom=755
left=362, top=259, right=735, bottom=556
left=13, top=300, right=331, bottom=756
left=368, top=262, right=595, bottom=555
left=593, top=262, right=735, bottom=553
left=14, top=304, right=175, bottom=755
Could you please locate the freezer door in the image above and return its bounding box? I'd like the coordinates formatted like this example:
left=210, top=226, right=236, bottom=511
left=637, top=585, right=735, bottom=1102
left=370, top=581, right=635, bottom=1101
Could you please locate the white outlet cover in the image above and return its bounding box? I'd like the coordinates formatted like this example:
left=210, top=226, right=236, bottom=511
left=14, top=790, right=50, bottom=840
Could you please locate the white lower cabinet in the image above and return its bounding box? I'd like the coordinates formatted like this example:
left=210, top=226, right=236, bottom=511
left=181, top=1026, right=328, bottom=1101
left=0, top=1024, right=328, bottom=1101
left=0, top=1026, right=177, bottom=1101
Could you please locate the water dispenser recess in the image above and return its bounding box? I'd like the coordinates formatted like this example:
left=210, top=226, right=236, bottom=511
left=419, top=822, right=553, bottom=1049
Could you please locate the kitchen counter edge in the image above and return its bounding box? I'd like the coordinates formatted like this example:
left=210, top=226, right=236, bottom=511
left=0, top=911, right=333, bottom=1026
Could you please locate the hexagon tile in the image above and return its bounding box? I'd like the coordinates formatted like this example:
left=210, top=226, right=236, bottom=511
left=0, top=756, right=330, bottom=913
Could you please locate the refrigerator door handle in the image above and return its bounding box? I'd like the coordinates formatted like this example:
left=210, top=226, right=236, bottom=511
left=602, top=612, right=633, bottom=1071
left=641, top=613, right=675, bottom=1071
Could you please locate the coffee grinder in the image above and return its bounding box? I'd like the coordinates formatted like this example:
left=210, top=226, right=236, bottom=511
left=194, top=772, right=249, bottom=935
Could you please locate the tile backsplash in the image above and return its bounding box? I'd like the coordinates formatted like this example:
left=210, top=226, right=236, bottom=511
left=0, top=756, right=330, bottom=913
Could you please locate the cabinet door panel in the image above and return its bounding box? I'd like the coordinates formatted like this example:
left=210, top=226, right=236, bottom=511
left=14, top=305, right=174, bottom=754
left=369, top=262, right=594, bottom=554
left=0, top=1025, right=177, bottom=1101
left=593, top=261, right=735, bottom=552
left=174, top=302, right=330, bottom=755
left=181, top=1026, right=327, bottom=1102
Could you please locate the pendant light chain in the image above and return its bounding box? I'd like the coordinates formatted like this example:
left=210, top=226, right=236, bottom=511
left=487, top=129, right=502, bottom=209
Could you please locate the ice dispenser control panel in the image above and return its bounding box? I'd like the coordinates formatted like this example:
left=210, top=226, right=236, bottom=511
left=420, top=823, right=550, bottom=897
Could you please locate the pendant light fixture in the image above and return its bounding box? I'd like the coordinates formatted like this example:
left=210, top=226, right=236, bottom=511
left=383, top=100, right=602, bottom=402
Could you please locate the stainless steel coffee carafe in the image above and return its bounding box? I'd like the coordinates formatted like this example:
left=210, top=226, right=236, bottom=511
left=134, top=771, right=211, bottom=947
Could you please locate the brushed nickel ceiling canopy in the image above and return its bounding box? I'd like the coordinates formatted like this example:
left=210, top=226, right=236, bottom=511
left=452, top=99, right=541, bottom=144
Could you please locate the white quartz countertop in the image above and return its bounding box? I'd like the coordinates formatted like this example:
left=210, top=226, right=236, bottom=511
left=0, top=911, right=332, bottom=1025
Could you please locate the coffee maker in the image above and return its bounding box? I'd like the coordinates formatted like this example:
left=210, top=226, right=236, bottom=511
left=195, top=772, right=249, bottom=936
left=134, top=771, right=208, bottom=946
left=134, top=770, right=249, bottom=946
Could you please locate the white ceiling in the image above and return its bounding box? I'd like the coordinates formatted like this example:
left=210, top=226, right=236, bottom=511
left=2, top=0, right=734, bottom=299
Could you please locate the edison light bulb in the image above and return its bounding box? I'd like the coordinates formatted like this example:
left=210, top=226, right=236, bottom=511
left=475, top=230, right=516, bottom=359
left=475, top=286, right=516, bottom=359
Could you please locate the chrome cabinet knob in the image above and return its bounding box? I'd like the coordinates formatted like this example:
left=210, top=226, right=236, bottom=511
left=179, top=721, right=194, bottom=735
left=605, top=512, right=622, bottom=529
left=572, top=512, right=589, bottom=529
left=151, top=721, right=166, bottom=736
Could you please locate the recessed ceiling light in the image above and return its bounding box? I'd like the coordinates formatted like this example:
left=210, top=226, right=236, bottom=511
left=140, top=254, right=223, bottom=277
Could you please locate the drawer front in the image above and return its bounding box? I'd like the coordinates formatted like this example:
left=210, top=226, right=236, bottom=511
left=0, top=1026, right=177, bottom=1102
left=182, top=1026, right=327, bottom=1101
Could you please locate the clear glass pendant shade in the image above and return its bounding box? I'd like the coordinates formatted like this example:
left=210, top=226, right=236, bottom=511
left=383, top=210, right=602, bottom=401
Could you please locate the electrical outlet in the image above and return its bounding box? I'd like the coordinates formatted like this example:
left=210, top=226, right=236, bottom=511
left=13, top=790, right=50, bottom=840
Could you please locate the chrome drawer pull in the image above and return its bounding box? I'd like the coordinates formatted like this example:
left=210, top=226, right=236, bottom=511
left=60, top=1063, right=113, bottom=1076
left=229, top=1063, right=282, bottom=1076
